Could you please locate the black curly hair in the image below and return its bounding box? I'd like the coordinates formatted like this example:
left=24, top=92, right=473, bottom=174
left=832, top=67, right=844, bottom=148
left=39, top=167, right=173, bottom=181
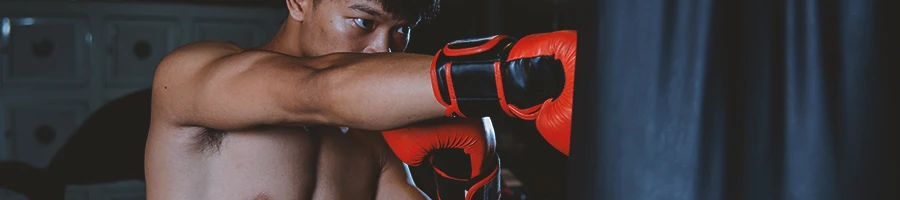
left=314, top=0, right=440, bottom=23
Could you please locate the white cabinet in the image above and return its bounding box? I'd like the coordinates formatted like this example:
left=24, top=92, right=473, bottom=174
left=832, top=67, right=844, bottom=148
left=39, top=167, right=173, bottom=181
left=3, top=98, right=89, bottom=168
left=103, top=16, right=178, bottom=88
left=91, top=186, right=145, bottom=200
left=0, top=189, right=27, bottom=200
left=0, top=181, right=145, bottom=200
left=194, top=20, right=265, bottom=47
left=64, top=188, right=90, bottom=200
left=1, top=17, right=90, bottom=89
left=70, top=181, right=146, bottom=200
left=0, top=2, right=286, bottom=199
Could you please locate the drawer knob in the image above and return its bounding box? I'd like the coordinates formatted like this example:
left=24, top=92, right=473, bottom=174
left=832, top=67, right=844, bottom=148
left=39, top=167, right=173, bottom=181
left=31, top=37, right=55, bottom=58
left=33, top=124, right=56, bottom=145
left=133, top=40, right=152, bottom=60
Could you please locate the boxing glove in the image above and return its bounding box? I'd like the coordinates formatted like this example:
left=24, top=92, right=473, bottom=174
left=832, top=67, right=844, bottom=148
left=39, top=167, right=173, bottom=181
left=431, top=30, right=575, bottom=155
left=382, top=118, right=501, bottom=200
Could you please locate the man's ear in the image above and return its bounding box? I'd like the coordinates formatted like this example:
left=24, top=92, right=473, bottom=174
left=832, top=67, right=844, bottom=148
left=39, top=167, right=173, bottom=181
left=286, top=0, right=313, bottom=22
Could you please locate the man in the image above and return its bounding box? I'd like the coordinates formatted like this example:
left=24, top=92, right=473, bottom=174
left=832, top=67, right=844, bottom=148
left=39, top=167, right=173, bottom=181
left=146, top=0, right=575, bottom=199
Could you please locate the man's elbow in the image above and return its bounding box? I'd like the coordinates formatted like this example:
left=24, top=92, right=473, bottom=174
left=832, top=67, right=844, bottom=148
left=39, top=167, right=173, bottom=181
left=285, top=60, right=394, bottom=130
left=292, top=67, right=351, bottom=126
left=276, top=81, right=339, bottom=127
left=279, top=106, right=334, bottom=127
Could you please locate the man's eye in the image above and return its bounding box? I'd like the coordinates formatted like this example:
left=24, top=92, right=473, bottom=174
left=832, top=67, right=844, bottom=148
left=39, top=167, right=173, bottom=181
left=396, top=26, right=411, bottom=34
left=353, top=18, right=374, bottom=29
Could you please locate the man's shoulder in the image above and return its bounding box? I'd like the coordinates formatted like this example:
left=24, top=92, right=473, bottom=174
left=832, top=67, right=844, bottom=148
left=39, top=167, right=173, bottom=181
left=174, top=40, right=243, bottom=55
left=158, top=41, right=242, bottom=70
left=153, top=41, right=244, bottom=90
left=150, top=41, right=243, bottom=122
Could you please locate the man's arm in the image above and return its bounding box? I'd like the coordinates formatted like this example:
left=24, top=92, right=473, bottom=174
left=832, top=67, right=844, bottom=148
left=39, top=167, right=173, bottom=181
left=153, top=41, right=444, bottom=131
left=155, top=30, right=575, bottom=134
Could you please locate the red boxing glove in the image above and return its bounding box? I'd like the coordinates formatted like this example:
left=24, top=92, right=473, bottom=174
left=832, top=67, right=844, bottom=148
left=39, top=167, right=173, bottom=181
left=382, top=118, right=501, bottom=200
left=431, top=31, right=576, bottom=155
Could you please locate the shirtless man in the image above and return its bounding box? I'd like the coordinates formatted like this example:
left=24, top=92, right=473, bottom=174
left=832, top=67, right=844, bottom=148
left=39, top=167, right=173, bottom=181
left=145, top=0, right=576, bottom=199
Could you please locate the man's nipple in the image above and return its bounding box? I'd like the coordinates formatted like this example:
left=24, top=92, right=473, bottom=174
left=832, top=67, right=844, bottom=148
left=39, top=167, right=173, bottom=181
left=252, top=193, right=269, bottom=200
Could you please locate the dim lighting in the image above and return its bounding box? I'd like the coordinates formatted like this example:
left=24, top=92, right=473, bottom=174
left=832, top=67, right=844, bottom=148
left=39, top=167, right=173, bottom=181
left=20, top=17, right=35, bottom=26
left=1, top=17, right=9, bottom=38
left=86, top=33, right=92, bottom=44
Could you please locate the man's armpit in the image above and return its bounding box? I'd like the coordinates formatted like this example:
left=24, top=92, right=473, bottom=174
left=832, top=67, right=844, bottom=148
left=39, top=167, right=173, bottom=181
left=193, top=128, right=227, bottom=154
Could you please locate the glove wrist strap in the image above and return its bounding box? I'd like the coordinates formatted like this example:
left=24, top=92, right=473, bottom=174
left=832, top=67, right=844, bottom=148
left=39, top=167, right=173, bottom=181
left=432, top=35, right=517, bottom=118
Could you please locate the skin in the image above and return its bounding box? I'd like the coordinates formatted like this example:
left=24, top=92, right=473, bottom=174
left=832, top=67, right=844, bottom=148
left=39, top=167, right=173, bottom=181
left=145, top=0, right=450, bottom=199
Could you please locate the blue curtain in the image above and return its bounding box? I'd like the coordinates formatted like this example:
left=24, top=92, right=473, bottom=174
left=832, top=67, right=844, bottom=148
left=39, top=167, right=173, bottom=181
left=569, top=0, right=899, bottom=199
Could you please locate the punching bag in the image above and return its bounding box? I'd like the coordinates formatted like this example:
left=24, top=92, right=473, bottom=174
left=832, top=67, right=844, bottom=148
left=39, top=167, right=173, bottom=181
left=569, top=0, right=899, bottom=199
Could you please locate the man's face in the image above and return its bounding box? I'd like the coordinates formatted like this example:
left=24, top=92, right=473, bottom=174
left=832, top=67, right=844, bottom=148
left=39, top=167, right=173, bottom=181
left=297, top=0, right=417, bottom=56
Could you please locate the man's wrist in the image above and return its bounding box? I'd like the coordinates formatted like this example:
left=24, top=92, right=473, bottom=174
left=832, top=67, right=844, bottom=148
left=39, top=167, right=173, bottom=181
left=431, top=35, right=518, bottom=118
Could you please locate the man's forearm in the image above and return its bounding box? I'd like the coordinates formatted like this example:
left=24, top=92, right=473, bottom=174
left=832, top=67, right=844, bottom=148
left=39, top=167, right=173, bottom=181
left=306, top=52, right=446, bottom=131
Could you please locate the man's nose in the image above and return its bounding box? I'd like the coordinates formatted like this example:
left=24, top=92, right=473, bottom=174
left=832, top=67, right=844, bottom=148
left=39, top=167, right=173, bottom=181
left=363, top=34, right=391, bottom=53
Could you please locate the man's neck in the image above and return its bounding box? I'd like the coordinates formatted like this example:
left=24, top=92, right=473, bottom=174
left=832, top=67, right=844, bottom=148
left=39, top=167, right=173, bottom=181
left=260, top=19, right=306, bottom=57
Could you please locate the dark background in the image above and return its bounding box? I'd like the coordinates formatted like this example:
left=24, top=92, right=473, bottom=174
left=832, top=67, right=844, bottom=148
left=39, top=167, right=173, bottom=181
left=570, top=0, right=898, bottom=200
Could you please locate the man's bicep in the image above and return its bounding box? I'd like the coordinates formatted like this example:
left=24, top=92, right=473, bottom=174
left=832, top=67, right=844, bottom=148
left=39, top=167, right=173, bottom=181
left=376, top=153, right=430, bottom=200
left=154, top=45, right=328, bottom=130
